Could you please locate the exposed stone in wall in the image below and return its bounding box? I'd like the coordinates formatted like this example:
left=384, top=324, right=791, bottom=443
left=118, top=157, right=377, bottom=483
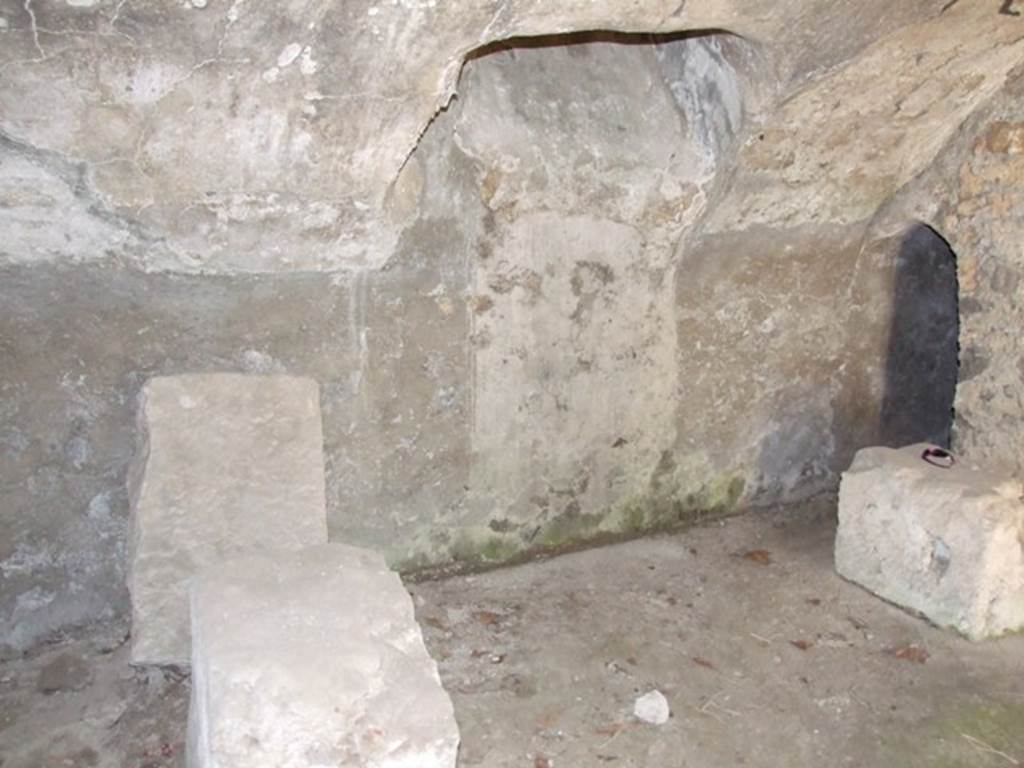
left=677, top=0, right=1023, bottom=491
left=701, top=4, right=1024, bottom=235
left=941, top=77, right=1024, bottom=478
left=843, top=58, right=1024, bottom=478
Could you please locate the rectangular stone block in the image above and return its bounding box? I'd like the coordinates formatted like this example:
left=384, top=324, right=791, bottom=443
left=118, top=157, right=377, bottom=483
left=836, top=443, right=1024, bottom=640
left=128, top=374, right=328, bottom=666
left=187, top=544, right=460, bottom=768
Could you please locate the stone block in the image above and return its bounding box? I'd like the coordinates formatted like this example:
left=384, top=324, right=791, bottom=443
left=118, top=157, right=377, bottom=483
left=128, top=374, right=328, bottom=666
left=187, top=544, right=459, bottom=768
left=835, top=443, right=1024, bottom=640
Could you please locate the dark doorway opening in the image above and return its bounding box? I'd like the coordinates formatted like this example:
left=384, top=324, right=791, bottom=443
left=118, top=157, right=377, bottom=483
left=879, top=223, right=960, bottom=448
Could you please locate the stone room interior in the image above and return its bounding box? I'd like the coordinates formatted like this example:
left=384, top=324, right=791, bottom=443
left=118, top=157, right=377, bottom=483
left=1, top=0, right=1023, bottom=766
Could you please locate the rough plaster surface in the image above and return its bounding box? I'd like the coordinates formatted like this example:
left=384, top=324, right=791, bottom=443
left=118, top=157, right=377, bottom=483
left=0, top=0, right=939, bottom=273
left=836, top=444, right=1024, bottom=640
left=2, top=0, right=1024, bottom=651
left=0, top=253, right=469, bottom=654
left=129, top=374, right=328, bottom=666
left=187, top=544, right=459, bottom=768
left=455, top=36, right=743, bottom=543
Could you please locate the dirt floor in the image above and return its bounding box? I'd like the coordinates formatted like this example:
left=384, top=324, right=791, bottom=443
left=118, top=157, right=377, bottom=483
left=2, top=498, right=1022, bottom=767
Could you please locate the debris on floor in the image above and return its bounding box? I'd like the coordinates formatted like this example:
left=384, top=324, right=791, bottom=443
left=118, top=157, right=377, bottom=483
left=633, top=690, right=670, bottom=725
left=2, top=498, right=1022, bottom=768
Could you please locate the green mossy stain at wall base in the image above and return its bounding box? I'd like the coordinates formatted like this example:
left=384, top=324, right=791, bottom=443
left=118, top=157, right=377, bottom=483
left=400, top=467, right=749, bottom=576
left=446, top=528, right=522, bottom=568
left=480, top=536, right=521, bottom=562
left=535, top=507, right=606, bottom=550
left=623, top=504, right=647, bottom=535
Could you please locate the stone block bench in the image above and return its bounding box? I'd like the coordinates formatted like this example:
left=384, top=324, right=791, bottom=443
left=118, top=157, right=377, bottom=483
left=835, top=443, right=1024, bottom=640
left=128, top=374, right=328, bottom=666
left=187, top=544, right=459, bottom=768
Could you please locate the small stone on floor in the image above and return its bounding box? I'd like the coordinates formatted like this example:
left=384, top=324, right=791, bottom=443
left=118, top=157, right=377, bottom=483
left=634, top=689, right=670, bottom=725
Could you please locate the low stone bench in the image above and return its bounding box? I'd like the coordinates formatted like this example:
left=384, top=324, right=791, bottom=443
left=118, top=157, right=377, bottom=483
left=835, top=443, right=1024, bottom=640
left=187, top=544, right=460, bottom=768
left=128, top=374, right=328, bottom=666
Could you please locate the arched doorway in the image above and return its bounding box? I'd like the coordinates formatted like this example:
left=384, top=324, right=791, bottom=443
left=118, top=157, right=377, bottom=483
left=879, top=223, right=960, bottom=448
